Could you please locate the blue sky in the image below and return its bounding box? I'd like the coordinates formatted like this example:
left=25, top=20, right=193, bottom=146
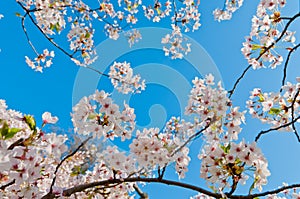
left=1, top=1, right=300, bottom=198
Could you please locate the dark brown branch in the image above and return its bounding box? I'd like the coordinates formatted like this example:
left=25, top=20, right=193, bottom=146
left=41, top=175, right=300, bottom=199
left=0, top=180, right=15, bottom=190
left=226, top=176, right=239, bottom=196
left=281, top=43, right=300, bottom=90
left=290, top=88, right=300, bottom=142
left=61, top=177, right=220, bottom=198
left=7, top=138, right=24, bottom=150
left=255, top=115, right=300, bottom=142
left=244, top=183, right=300, bottom=198
left=228, top=64, right=251, bottom=98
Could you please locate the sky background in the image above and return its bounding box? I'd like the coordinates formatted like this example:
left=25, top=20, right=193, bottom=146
left=0, top=1, right=300, bottom=198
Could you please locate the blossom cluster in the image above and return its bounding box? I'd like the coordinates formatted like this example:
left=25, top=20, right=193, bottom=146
left=241, top=0, right=296, bottom=69
left=162, top=24, right=191, bottom=59
left=125, top=29, right=142, bottom=47
left=67, top=22, right=96, bottom=66
left=25, top=49, right=55, bottom=72
left=108, top=61, right=146, bottom=94
left=0, top=73, right=277, bottom=197
left=199, top=140, right=270, bottom=192
left=171, top=0, right=201, bottom=32
left=129, top=120, right=193, bottom=178
left=184, top=74, right=270, bottom=192
left=33, top=0, right=69, bottom=35
left=213, top=0, right=244, bottom=22
left=247, top=77, right=300, bottom=130
left=0, top=99, right=138, bottom=198
left=0, top=99, right=69, bottom=198
left=17, top=0, right=204, bottom=70
left=142, top=1, right=172, bottom=22
left=190, top=193, right=214, bottom=199
left=71, top=90, right=136, bottom=140
left=185, top=74, right=246, bottom=142
left=93, top=1, right=142, bottom=41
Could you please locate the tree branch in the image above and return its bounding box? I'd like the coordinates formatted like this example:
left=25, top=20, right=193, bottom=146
left=255, top=115, right=300, bottom=142
left=0, top=180, right=15, bottom=191
left=40, top=175, right=300, bottom=199
left=281, top=42, right=300, bottom=90
left=61, top=177, right=220, bottom=198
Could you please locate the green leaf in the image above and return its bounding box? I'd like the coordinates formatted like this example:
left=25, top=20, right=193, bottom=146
left=50, top=24, right=55, bottom=30
left=5, top=128, right=21, bottom=139
left=71, top=165, right=81, bottom=176
left=251, top=44, right=261, bottom=50
left=85, top=32, right=91, bottom=39
left=0, top=121, right=9, bottom=139
left=71, top=165, right=87, bottom=176
left=24, top=115, right=36, bottom=131
left=258, top=93, right=265, bottom=102
left=87, top=113, right=97, bottom=120
left=269, top=107, right=281, bottom=115
left=50, top=23, right=60, bottom=32
left=54, top=23, right=60, bottom=32
left=0, top=121, right=21, bottom=140
left=220, top=143, right=230, bottom=153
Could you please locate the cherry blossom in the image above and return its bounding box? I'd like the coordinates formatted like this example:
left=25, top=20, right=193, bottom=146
left=1, top=0, right=300, bottom=198
left=25, top=49, right=55, bottom=72
left=213, top=0, right=244, bottom=22
left=241, top=0, right=295, bottom=69
left=109, top=61, right=146, bottom=94
left=162, top=24, right=191, bottom=59
left=125, top=29, right=142, bottom=47
left=247, top=77, right=300, bottom=130
left=42, top=112, right=58, bottom=125
left=71, top=90, right=136, bottom=140
left=185, top=74, right=246, bottom=142
left=199, top=139, right=269, bottom=192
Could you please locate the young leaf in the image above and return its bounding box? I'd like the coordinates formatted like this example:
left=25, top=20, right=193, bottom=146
left=269, top=107, right=281, bottom=115
left=4, top=127, right=21, bottom=139
left=0, top=121, right=21, bottom=139
left=24, top=115, right=36, bottom=132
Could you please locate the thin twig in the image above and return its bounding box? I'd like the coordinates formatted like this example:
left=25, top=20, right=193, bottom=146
left=255, top=115, right=300, bottom=142
left=290, top=88, right=300, bottom=142
left=21, top=14, right=39, bottom=55
left=0, top=180, right=15, bottom=191
left=170, top=124, right=210, bottom=157
left=280, top=43, right=300, bottom=90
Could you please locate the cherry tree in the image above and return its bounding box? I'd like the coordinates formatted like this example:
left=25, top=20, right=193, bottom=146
left=0, top=0, right=300, bottom=198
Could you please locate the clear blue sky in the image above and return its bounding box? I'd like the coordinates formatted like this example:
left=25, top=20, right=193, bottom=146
left=0, top=1, right=300, bottom=198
